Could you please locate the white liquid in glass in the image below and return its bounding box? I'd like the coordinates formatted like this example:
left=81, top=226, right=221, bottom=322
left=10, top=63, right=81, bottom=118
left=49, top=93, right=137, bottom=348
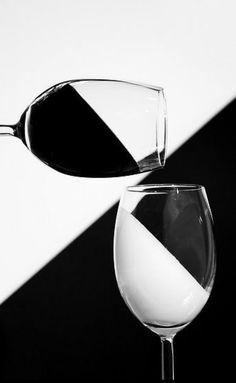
left=114, top=208, right=209, bottom=327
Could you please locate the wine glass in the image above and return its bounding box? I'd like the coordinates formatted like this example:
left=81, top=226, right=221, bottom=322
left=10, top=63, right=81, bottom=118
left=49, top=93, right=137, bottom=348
left=0, top=79, right=167, bottom=177
left=113, top=184, right=216, bottom=380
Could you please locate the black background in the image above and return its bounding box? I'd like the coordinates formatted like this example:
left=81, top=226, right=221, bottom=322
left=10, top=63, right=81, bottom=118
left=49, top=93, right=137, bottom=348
left=0, top=100, right=235, bottom=381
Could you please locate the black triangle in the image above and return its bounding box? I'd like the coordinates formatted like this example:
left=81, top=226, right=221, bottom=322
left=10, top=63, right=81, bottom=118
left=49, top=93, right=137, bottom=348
left=1, top=99, right=235, bottom=381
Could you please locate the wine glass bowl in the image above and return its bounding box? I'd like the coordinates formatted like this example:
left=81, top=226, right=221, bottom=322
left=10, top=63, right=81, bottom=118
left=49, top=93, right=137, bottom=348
left=113, top=184, right=216, bottom=379
left=0, top=79, right=167, bottom=177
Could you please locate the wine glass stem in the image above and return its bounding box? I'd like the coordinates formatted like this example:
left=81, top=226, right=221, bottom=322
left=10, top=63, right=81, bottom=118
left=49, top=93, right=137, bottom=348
left=160, top=336, right=175, bottom=381
left=0, top=124, right=16, bottom=136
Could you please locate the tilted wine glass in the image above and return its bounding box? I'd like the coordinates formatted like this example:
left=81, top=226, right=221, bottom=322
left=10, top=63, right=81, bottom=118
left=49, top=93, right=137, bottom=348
left=113, top=184, right=216, bottom=380
left=0, top=79, right=166, bottom=177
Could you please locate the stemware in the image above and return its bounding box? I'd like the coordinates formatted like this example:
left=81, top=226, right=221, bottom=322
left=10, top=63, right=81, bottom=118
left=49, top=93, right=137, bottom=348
left=113, top=184, right=216, bottom=380
left=0, top=79, right=166, bottom=177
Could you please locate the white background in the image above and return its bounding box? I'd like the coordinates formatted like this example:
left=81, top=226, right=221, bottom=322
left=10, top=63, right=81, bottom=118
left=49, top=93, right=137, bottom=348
left=0, top=0, right=235, bottom=303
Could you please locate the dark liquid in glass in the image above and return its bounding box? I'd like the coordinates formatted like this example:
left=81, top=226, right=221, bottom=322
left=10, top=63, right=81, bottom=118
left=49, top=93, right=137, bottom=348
left=17, top=84, right=140, bottom=177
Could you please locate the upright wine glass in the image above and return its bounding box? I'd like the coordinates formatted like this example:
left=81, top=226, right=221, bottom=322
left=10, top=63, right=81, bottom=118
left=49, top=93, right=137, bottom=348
left=0, top=79, right=166, bottom=177
left=114, top=184, right=216, bottom=380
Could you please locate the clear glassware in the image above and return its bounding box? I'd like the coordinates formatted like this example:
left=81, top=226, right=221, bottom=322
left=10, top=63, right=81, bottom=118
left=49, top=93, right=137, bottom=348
left=0, top=79, right=167, bottom=177
left=113, top=184, right=216, bottom=380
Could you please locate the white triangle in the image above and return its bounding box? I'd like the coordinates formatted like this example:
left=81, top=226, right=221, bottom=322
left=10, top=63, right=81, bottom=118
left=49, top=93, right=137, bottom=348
left=114, top=208, right=209, bottom=326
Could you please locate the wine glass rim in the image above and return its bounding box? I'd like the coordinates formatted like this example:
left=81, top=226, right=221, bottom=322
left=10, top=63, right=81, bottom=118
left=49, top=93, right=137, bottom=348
left=62, top=78, right=164, bottom=92
left=127, top=183, right=205, bottom=193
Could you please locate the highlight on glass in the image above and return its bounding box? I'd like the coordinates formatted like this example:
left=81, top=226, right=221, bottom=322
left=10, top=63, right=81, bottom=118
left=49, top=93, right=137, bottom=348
left=0, top=79, right=167, bottom=177
left=113, top=184, right=216, bottom=380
